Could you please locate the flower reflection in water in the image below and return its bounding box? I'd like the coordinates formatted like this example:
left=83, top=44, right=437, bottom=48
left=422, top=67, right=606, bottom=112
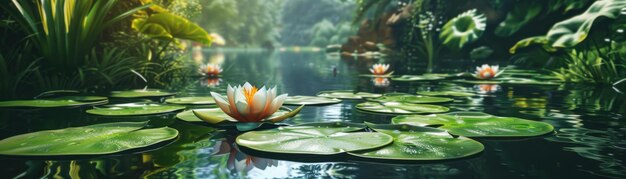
left=372, top=77, right=390, bottom=87
left=213, top=137, right=278, bottom=173
left=200, top=77, right=222, bottom=87
left=475, top=84, right=500, bottom=94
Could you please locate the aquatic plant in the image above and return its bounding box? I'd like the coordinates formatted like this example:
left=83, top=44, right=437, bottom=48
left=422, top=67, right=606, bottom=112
left=439, top=9, right=487, bottom=49
left=553, top=49, right=624, bottom=84
left=473, top=64, right=503, bottom=80
left=198, top=63, right=222, bottom=77
left=7, top=0, right=151, bottom=70
left=369, top=63, right=391, bottom=75
left=207, top=83, right=287, bottom=122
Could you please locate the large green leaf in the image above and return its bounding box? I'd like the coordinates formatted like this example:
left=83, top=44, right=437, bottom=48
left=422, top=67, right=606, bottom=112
left=165, top=97, right=215, bottom=105
left=356, top=102, right=449, bottom=114
left=417, top=91, right=476, bottom=97
left=110, top=89, right=175, bottom=98
left=391, top=75, right=446, bottom=82
left=0, top=122, right=178, bottom=156
left=132, top=12, right=212, bottom=45
left=0, top=96, right=108, bottom=108
left=236, top=123, right=393, bottom=155
left=283, top=95, right=342, bottom=106
left=317, top=90, right=382, bottom=100
left=509, top=36, right=557, bottom=54
left=392, top=112, right=554, bottom=137
left=86, top=103, right=185, bottom=116
left=495, top=2, right=542, bottom=37
left=440, top=9, right=487, bottom=49
left=546, top=0, right=626, bottom=48
left=366, top=94, right=454, bottom=104
left=348, top=123, right=484, bottom=161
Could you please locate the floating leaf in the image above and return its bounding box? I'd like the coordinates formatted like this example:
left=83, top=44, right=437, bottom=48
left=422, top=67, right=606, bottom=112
left=440, top=9, right=487, bottom=49
left=417, top=91, right=476, bottom=97
left=110, top=89, right=175, bottom=98
left=0, top=96, right=108, bottom=108
left=0, top=122, right=178, bottom=156
left=317, top=90, right=382, bottom=100
left=502, top=78, right=562, bottom=86
left=165, top=97, right=215, bottom=105
left=391, top=75, right=446, bottom=82
left=86, top=103, right=185, bottom=116
left=452, top=79, right=502, bottom=84
left=348, top=123, right=484, bottom=161
left=236, top=123, right=393, bottom=155
left=132, top=12, right=212, bottom=45
left=546, top=0, right=626, bottom=48
left=366, top=94, right=453, bottom=104
left=177, top=108, right=289, bottom=123
left=392, top=112, right=554, bottom=137
left=283, top=96, right=342, bottom=106
left=356, top=102, right=449, bottom=114
left=509, top=36, right=556, bottom=54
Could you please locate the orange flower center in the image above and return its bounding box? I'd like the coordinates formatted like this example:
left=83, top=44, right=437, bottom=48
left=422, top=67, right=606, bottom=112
left=479, top=68, right=495, bottom=78
left=243, top=86, right=258, bottom=104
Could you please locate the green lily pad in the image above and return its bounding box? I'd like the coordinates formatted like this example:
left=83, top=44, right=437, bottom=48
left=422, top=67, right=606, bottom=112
left=0, top=96, right=108, bottom=108
left=283, top=96, right=342, bottom=106
left=392, top=112, right=554, bottom=137
left=165, top=97, right=215, bottom=105
left=391, top=75, right=446, bottom=82
left=359, top=73, right=394, bottom=78
left=452, top=79, right=502, bottom=84
left=0, top=122, right=178, bottom=156
left=86, top=103, right=185, bottom=116
left=317, top=90, right=382, bottom=100
left=236, top=123, right=393, bottom=155
left=356, top=102, right=449, bottom=114
left=110, top=89, right=175, bottom=98
left=366, top=94, right=453, bottom=104
left=348, top=123, right=484, bottom=161
left=417, top=91, right=476, bottom=97
left=501, top=78, right=562, bottom=86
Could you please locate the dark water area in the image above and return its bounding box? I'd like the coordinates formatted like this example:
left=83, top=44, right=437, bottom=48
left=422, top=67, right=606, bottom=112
left=0, top=51, right=625, bottom=178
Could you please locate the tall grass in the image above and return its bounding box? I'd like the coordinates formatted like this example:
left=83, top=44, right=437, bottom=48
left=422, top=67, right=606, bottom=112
left=8, top=0, right=150, bottom=71
left=553, top=48, right=625, bottom=84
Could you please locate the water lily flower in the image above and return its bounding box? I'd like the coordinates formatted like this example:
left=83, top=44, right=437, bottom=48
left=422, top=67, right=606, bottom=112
left=210, top=82, right=288, bottom=122
left=372, top=77, right=390, bottom=87
left=473, top=64, right=502, bottom=80
left=370, top=63, right=391, bottom=75
left=199, top=63, right=222, bottom=76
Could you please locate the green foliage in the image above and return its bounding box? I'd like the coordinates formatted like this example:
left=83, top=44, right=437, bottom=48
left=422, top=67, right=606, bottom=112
left=546, top=0, right=626, bottom=48
left=282, top=0, right=355, bottom=46
left=495, top=2, right=542, bottom=37
left=7, top=0, right=150, bottom=70
left=132, top=12, right=212, bottom=45
left=553, top=48, right=625, bottom=84
left=439, top=9, right=487, bottom=49
left=309, top=20, right=356, bottom=46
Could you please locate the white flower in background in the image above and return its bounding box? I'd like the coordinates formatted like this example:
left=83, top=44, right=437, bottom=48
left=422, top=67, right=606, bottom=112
left=473, top=64, right=503, bottom=80
left=370, top=63, right=391, bottom=75
left=199, top=63, right=222, bottom=76
left=210, top=82, right=287, bottom=122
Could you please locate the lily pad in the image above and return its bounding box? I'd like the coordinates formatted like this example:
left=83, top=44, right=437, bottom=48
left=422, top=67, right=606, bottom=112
left=0, top=122, right=178, bottom=156
left=176, top=108, right=290, bottom=123
left=86, top=103, right=185, bottom=116
left=366, top=94, right=453, bottom=104
left=417, top=91, right=476, bottom=97
left=359, top=73, right=394, bottom=78
left=452, top=79, right=502, bottom=84
left=356, top=102, right=449, bottom=114
left=502, top=78, right=562, bottom=86
left=317, top=90, right=382, bottom=100
left=392, top=112, right=554, bottom=137
left=110, top=89, right=175, bottom=98
left=165, top=97, right=215, bottom=105
left=348, top=123, right=484, bottom=161
left=236, top=123, right=393, bottom=155
left=0, top=96, right=108, bottom=108
left=391, top=75, right=446, bottom=82
left=283, top=96, right=342, bottom=106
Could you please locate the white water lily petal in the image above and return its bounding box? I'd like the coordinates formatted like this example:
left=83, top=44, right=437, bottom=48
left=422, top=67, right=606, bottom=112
left=211, top=92, right=231, bottom=114
left=269, top=94, right=288, bottom=114
left=251, top=87, right=268, bottom=115
left=236, top=100, right=250, bottom=116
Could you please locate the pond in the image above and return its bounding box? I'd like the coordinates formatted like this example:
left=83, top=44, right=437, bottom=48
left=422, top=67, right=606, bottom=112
left=0, top=50, right=625, bottom=178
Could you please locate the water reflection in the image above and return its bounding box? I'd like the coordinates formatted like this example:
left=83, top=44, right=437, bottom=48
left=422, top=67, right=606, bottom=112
left=213, top=135, right=278, bottom=173
left=372, top=77, right=390, bottom=87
